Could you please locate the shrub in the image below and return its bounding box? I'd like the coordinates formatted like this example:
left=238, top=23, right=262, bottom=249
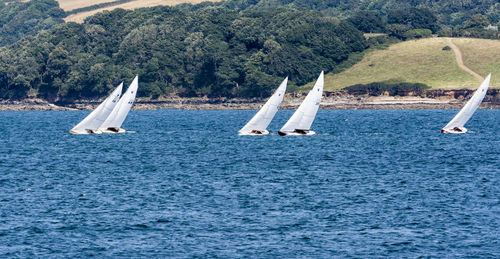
left=403, top=29, right=432, bottom=39
left=386, top=23, right=409, bottom=39
left=344, top=82, right=430, bottom=96
left=437, top=30, right=452, bottom=37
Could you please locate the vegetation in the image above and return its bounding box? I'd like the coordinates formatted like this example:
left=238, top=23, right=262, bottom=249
left=225, top=0, right=499, bottom=39
left=347, top=11, right=385, bottom=34
left=0, top=6, right=367, bottom=100
left=451, top=38, right=500, bottom=78
left=345, top=82, right=430, bottom=96
left=0, top=0, right=498, bottom=102
left=224, top=0, right=500, bottom=27
left=58, top=0, right=500, bottom=38
left=63, top=0, right=224, bottom=23
left=55, top=0, right=124, bottom=11
left=324, top=38, right=500, bottom=91
left=0, top=0, right=65, bottom=46
left=452, top=14, right=499, bottom=39
left=65, top=0, right=134, bottom=16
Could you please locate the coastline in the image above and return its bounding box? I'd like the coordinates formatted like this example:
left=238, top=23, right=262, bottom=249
left=1, top=90, right=500, bottom=111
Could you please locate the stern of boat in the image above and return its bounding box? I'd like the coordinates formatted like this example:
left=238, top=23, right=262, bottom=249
left=70, top=129, right=102, bottom=135
left=101, top=127, right=126, bottom=134
left=278, top=129, right=316, bottom=136
left=441, top=127, right=467, bottom=134
left=238, top=130, right=269, bottom=135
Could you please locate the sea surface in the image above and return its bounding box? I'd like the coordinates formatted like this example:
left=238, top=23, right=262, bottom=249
left=0, top=109, right=499, bottom=257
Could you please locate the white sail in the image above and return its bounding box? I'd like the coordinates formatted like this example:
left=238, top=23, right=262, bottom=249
left=99, top=75, right=139, bottom=132
left=70, top=83, right=123, bottom=134
left=279, top=71, right=324, bottom=134
left=443, top=73, right=491, bottom=132
left=239, top=77, right=288, bottom=134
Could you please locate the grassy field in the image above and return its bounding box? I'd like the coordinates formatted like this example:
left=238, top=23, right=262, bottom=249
left=452, top=38, right=500, bottom=79
left=324, top=37, right=500, bottom=91
left=63, top=0, right=223, bottom=23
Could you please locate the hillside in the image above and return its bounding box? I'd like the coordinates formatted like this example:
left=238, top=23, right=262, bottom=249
left=0, top=6, right=367, bottom=100
left=223, top=0, right=500, bottom=27
left=324, top=37, right=500, bottom=91
left=0, top=0, right=64, bottom=46
left=452, top=38, right=500, bottom=80
left=62, top=0, right=223, bottom=23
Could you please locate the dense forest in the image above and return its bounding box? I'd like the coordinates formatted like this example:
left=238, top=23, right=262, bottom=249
left=0, top=5, right=366, bottom=100
left=225, top=0, right=500, bottom=39
left=0, top=0, right=498, bottom=101
left=0, top=0, right=64, bottom=46
left=225, top=0, right=500, bottom=28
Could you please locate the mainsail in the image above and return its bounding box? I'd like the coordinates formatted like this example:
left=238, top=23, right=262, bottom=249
left=239, top=77, right=288, bottom=134
left=443, top=73, right=491, bottom=131
left=279, top=71, right=324, bottom=133
left=70, top=83, right=123, bottom=133
left=99, top=75, right=139, bottom=131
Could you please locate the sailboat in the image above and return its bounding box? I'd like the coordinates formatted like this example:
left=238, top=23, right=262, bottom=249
left=239, top=77, right=288, bottom=135
left=70, top=82, right=123, bottom=134
left=99, top=75, right=139, bottom=133
left=278, top=71, right=324, bottom=136
left=441, top=73, right=491, bottom=134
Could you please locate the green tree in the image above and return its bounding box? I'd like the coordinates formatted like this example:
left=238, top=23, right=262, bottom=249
left=0, top=5, right=369, bottom=100
left=386, top=24, right=409, bottom=39
left=0, top=0, right=64, bottom=46
left=403, top=28, right=432, bottom=39
left=462, top=14, right=490, bottom=30
left=348, top=11, right=386, bottom=33
left=388, top=8, right=439, bottom=32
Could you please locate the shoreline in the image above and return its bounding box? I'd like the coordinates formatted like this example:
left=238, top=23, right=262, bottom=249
left=1, top=90, right=500, bottom=111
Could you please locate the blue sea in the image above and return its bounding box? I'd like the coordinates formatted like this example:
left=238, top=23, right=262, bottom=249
left=0, top=109, right=499, bottom=257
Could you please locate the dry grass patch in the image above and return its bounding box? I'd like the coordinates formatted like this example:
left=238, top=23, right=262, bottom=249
left=364, top=33, right=387, bottom=39
left=324, top=37, right=499, bottom=91
left=64, top=0, right=222, bottom=23
left=57, top=0, right=117, bottom=11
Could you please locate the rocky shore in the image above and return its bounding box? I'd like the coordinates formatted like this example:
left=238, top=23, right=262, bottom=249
left=0, top=99, right=77, bottom=111
left=1, top=90, right=500, bottom=111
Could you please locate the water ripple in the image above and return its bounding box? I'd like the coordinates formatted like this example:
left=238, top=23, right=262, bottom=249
left=0, top=109, right=499, bottom=257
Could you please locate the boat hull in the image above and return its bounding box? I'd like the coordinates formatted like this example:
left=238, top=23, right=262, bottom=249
left=70, top=129, right=103, bottom=135
left=100, top=128, right=126, bottom=134
left=441, top=127, right=467, bottom=134
left=238, top=130, right=270, bottom=135
left=278, top=130, right=316, bottom=136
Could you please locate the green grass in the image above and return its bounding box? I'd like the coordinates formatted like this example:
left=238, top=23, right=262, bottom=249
left=452, top=38, right=500, bottom=79
left=322, top=37, right=500, bottom=91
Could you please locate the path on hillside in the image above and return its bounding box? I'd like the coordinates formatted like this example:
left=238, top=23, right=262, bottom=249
left=447, top=38, right=484, bottom=81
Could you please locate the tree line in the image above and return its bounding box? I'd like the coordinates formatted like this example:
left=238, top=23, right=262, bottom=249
left=225, top=0, right=500, bottom=28
left=2, top=0, right=498, bottom=47
left=0, top=6, right=367, bottom=100
left=347, top=8, right=499, bottom=40
left=227, top=0, right=500, bottom=39
left=0, top=0, right=498, bottom=101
